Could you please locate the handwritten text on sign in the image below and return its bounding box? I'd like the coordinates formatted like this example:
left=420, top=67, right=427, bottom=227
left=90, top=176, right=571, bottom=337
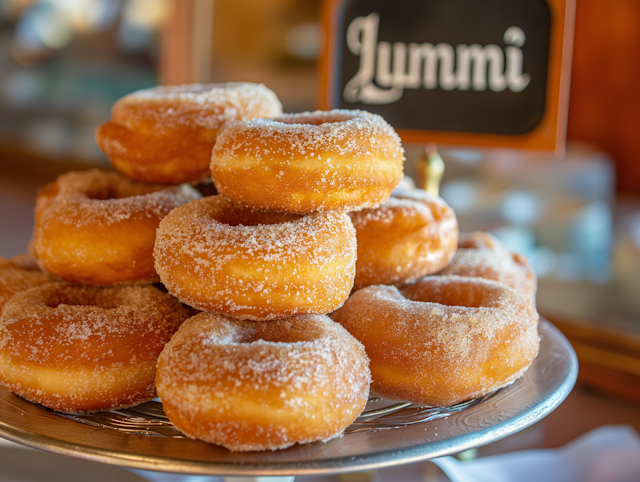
left=345, top=13, right=531, bottom=105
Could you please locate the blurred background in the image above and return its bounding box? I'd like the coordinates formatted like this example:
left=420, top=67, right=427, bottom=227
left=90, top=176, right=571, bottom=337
left=1, top=0, right=640, bottom=479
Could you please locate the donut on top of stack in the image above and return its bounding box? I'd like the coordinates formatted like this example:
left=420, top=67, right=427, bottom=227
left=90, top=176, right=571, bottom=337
left=96, top=83, right=283, bottom=184
left=153, top=107, right=408, bottom=450
left=210, top=109, right=405, bottom=214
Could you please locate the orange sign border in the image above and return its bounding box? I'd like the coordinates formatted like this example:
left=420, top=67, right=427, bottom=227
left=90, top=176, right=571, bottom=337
left=319, top=0, right=576, bottom=155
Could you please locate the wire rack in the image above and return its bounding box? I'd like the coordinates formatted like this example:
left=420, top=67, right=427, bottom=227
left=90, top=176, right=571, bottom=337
left=53, top=394, right=494, bottom=439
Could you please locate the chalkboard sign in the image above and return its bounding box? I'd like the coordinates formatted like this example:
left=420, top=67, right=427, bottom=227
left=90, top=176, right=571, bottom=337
left=320, top=0, right=575, bottom=153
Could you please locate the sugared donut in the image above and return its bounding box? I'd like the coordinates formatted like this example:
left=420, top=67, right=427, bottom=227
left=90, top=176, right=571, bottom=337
left=156, top=312, right=371, bottom=451
left=0, top=255, right=53, bottom=313
left=32, top=169, right=200, bottom=286
left=154, top=195, right=357, bottom=320
left=0, top=283, right=189, bottom=412
left=331, top=276, right=539, bottom=406
left=439, top=232, right=537, bottom=300
left=210, top=109, right=405, bottom=214
left=95, top=83, right=282, bottom=184
left=350, top=188, right=458, bottom=290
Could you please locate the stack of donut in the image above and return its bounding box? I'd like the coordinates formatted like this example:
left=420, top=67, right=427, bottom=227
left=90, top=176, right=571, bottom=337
left=0, top=82, right=541, bottom=453
left=2, top=83, right=283, bottom=415
left=153, top=108, right=404, bottom=450
left=1, top=83, right=287, bottom=416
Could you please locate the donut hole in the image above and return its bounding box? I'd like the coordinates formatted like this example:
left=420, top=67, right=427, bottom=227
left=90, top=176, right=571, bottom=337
left=84, top=184, right=160, bottom=201
left=160, top=84, right=214, bottom=95
left=276, top=112, right=355, bottom=126
left=84, top=186, right=120, bottom=201
left=400, top=278, right=503, bottom=308
left=209, top=198, right=300, bottom=227
left=217, top=210, right=298, bottom=227
left=43, top=295, right=120, bottom=310
left=41, top=286, right=122, bottom=310
left=234, top=319, right=323, bottom=345
left=458, top=232, right=496, bottom=251
left=62, top=172, right=165, bottom=202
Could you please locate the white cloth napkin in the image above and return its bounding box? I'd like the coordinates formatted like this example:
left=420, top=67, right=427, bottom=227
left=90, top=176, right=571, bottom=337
left=432, top=425, right=640, bottom=482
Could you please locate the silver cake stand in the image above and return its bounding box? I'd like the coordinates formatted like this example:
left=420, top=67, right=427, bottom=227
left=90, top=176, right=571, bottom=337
left=0, top=319, right=577, bottom=479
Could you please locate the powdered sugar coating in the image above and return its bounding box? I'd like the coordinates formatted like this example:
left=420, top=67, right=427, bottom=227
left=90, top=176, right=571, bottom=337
left=96, top=83, right=282, bottom=184
left=349, top=188, right=458, bottom=289
left=32, top=169, right=201, bottom=286
left=157, top=312, right=371, bottom=451
left=0, top=283, right=189, bottom=412
left=331, top=275, right=539, bottom=406
left=154, top=196, right=357, bottom=320
left=211, top=109, right=405, bottom=213
left=0, top=255, right=54, bottom=314
left=439, top=232, right=537, bottom=301
left=113, top=83, right=283, bottom=133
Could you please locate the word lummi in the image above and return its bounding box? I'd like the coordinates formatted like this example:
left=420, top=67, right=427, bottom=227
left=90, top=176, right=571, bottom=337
left=343, top=13, right=531, bottom=105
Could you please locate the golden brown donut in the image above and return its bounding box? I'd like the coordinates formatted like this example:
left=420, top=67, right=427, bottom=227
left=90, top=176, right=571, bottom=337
left=210, top=109, right=405, bottom=214
left=154, top=195, right=357, bottom=320
left=32, top=169, right=200, bottom=286
left=331, top=276, right=539, bottom=406
left=439, top=232, right=537, bottom=300
left=0, top=283, right=189, bottom=412
left=96, top=83, right=282, bottom=184
left=156, top=312, right=371, bottom=451
left=350, top=188, right=458, bottom=290
left=0, top=255, right=53, bottom=313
